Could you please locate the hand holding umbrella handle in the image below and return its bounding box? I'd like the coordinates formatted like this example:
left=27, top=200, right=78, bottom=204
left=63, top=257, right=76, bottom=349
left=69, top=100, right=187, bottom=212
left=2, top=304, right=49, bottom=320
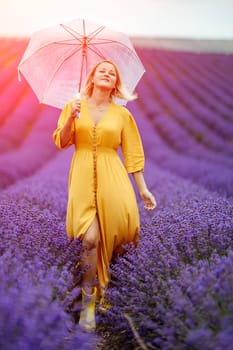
left=71, top=92, right=81, bottom=118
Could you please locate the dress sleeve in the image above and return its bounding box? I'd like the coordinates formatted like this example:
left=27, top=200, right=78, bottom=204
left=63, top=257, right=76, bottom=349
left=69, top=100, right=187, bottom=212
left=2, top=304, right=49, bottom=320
left=53, top=101, right=75, bottom=149
left=121, top=110, right=145, bottom=173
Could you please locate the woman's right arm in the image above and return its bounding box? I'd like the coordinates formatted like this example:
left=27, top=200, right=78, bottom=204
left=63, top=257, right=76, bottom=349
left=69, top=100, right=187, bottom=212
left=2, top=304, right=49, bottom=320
left=60, top=99, right=81, bottom=147
left=59, top=113, right=76, bottom=148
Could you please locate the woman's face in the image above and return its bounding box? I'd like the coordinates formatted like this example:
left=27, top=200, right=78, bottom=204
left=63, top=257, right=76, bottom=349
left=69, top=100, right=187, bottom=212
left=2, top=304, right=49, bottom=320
left=92, top=62, right=117, bottom=91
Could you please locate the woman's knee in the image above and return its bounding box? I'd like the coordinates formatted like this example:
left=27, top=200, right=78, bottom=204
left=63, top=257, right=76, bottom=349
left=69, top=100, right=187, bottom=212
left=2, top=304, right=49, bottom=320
left=83, top=234, right=98, bottom=250
left=83, top=218, right=99, bottom=250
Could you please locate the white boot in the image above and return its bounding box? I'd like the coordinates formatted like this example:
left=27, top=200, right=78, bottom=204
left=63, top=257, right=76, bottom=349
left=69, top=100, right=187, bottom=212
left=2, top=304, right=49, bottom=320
left=79, top=287, right=96, bottom=331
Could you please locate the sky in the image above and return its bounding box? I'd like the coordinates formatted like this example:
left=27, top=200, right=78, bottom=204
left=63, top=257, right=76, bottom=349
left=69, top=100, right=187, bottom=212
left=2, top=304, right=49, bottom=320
left=0, top=0, right=233, bottom=39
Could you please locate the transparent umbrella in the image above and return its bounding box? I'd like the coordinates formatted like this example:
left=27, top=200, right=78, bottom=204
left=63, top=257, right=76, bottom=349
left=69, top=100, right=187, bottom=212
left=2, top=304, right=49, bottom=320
left=18, top=18, right=145, bottom=109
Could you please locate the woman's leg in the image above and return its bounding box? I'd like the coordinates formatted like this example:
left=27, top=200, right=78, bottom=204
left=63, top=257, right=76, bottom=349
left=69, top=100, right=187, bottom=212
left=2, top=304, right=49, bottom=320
left=79, top=215, right=99, bottom=330
left=81, top=215, right=100, bottom=294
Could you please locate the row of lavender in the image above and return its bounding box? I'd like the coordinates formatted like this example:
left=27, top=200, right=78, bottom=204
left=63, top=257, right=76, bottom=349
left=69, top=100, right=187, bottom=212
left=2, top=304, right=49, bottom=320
left=134, top=47, right=233, bottom=197
left=130, top=98, right=233, bottom=199
left=0, top=38, right=60, bottom=188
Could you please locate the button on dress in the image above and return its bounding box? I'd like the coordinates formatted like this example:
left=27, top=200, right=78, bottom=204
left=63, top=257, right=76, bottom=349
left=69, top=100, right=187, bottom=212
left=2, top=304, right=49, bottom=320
left=53, top=99, right=145, bottom=290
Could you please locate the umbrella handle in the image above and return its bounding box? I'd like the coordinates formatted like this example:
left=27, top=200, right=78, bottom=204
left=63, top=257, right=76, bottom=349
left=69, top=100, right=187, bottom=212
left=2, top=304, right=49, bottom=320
left=74, top=92, right=81, bottom=118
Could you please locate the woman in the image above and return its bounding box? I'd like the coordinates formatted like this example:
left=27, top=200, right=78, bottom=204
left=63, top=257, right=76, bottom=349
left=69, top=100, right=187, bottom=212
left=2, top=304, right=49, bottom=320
left=53, top=60, right=156, bottom=330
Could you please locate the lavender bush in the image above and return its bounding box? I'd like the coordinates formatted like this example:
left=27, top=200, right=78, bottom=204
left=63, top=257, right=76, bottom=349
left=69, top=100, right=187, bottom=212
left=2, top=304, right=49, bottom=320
left=99, top=165, right=233, bottom=349
left=0, top=150, right=97, bottom=349
left=0, top=254, right=96, bottom=350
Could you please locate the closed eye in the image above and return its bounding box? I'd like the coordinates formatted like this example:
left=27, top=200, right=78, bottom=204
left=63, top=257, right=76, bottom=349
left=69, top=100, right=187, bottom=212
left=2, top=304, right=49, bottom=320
left=99, top=69, right=116, bottom=76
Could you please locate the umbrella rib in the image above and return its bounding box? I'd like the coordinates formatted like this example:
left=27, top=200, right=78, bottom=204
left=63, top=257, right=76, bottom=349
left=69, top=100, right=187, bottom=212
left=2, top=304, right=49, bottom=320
left=90, top=40, right=144, bottom=66
left=40, top=45, right=83, bottom=102
left=18, top=40, right=82, bottom=68
left=87, top=45, right=106, bottom=60
left=60, top=23, right=84, bottom=44
left=53, top=39, right=83, bottom=45
left=60, top=22, right=106, bottom=44
left=86, top=26, right=106, bottom=43
left=80, top=38, right=140, bottom=64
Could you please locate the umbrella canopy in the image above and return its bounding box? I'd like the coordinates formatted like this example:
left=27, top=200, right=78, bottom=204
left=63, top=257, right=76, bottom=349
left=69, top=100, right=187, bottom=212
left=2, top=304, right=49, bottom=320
left=18, top=18, right=145, bottom=109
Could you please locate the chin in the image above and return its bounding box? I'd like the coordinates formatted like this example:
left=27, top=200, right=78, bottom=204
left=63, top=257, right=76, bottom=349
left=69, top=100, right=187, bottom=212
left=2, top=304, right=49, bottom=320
left=98, top=83, right=113, bottom=90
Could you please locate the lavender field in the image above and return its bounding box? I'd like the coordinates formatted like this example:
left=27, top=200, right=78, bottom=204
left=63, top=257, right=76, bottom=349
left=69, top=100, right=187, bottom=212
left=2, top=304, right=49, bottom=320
left=0, top=37, right=233, bottom=350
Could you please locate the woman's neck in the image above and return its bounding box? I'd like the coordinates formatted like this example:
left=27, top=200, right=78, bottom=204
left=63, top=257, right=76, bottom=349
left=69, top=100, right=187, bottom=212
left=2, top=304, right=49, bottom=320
left=90, top=88, right=111, bottom=106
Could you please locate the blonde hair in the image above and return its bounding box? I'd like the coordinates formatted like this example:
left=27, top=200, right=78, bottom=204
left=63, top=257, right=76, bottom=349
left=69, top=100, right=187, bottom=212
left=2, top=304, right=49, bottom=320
left=81, top=60, right=137, bottom=102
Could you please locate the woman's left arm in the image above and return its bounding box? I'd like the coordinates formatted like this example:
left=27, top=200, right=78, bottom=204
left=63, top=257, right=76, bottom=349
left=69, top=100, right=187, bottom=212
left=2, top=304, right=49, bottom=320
left=132, top=171, right=157, bottom=210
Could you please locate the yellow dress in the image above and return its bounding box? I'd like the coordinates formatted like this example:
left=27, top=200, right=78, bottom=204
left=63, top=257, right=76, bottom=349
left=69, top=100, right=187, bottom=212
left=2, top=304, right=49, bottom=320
left=53, top=99, right=144, bottom=290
